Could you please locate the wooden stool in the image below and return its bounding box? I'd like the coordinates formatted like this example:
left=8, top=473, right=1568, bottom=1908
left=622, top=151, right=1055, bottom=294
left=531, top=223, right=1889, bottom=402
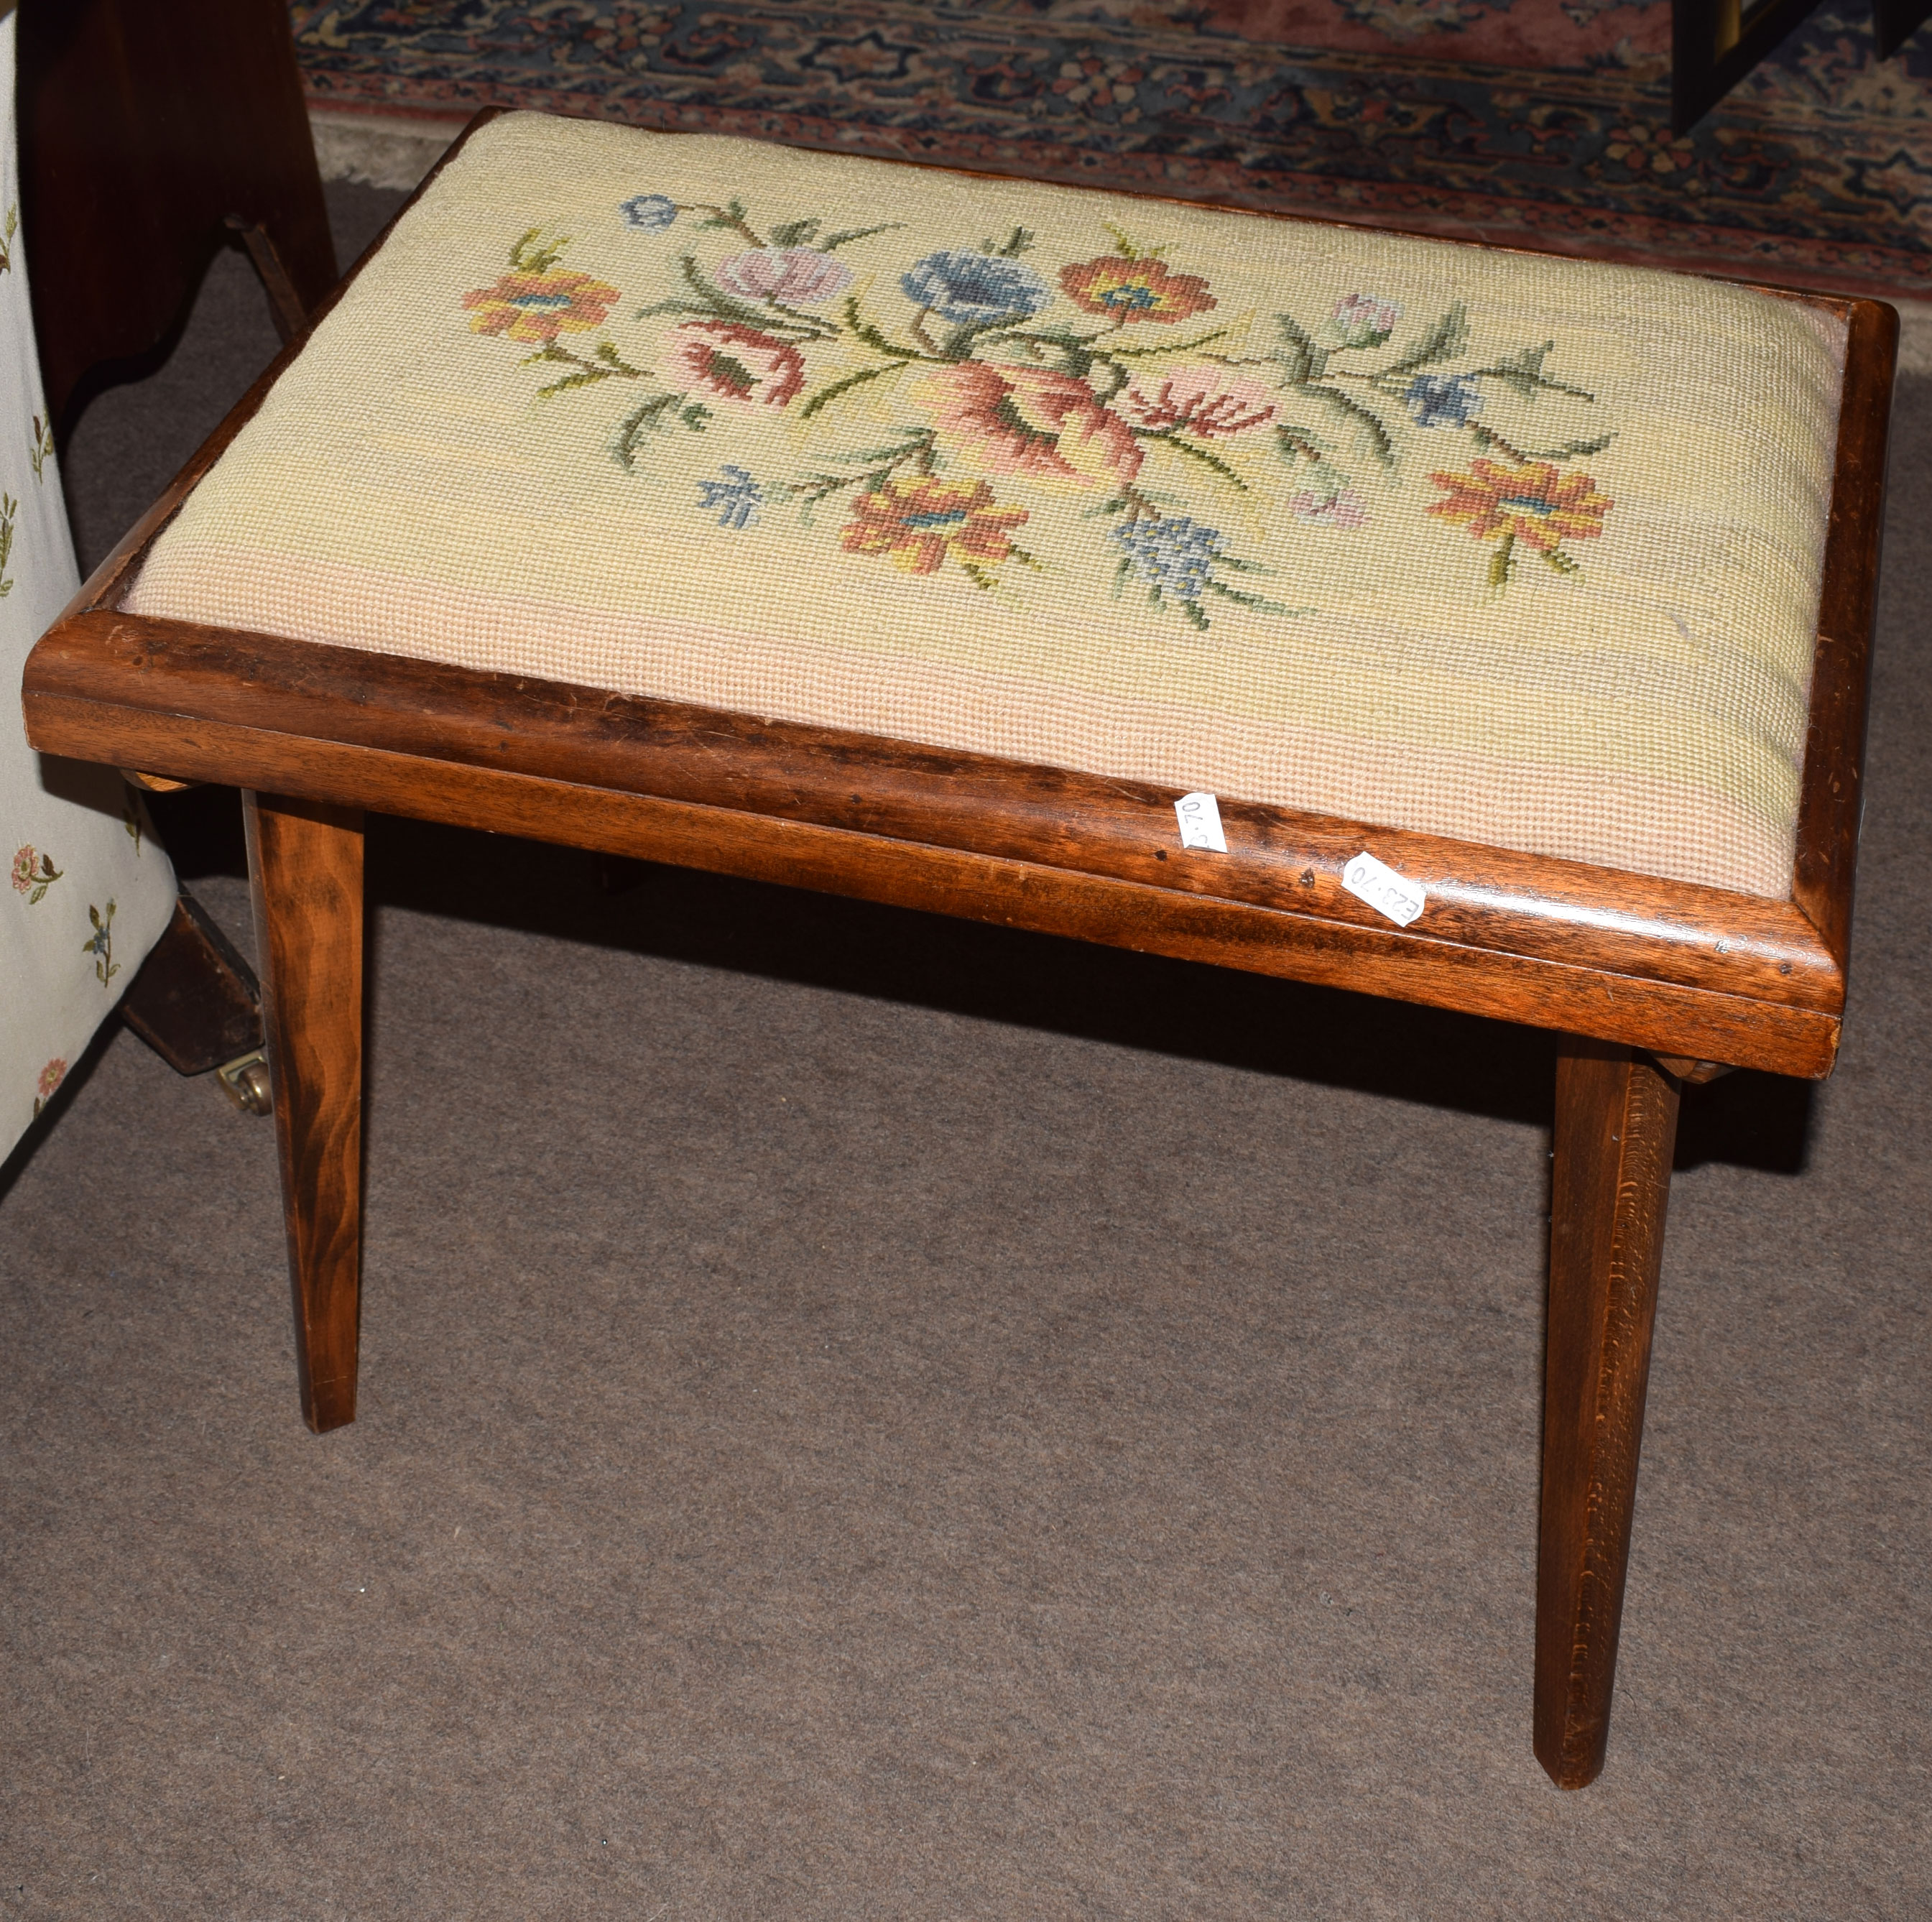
left=22, top=109, right=1895, bottom=1789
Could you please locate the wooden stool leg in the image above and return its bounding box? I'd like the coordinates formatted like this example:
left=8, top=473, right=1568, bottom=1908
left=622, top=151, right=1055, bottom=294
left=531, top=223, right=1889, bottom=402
left=1535, top=1037, right=1682, bottom=1788
left=244, top=793, right=366, bottom=1433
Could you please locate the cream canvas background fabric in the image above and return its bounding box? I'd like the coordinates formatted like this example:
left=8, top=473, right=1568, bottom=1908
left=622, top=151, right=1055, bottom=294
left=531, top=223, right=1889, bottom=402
left=0, top=11, right=175, bottom=1162
left=128, top=111, right=1848, bottom=897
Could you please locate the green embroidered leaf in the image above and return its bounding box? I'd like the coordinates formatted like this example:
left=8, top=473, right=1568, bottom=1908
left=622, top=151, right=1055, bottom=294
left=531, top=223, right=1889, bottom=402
left=680, top=403, right=713, bottom=430
left=799, top=361, right=907, bottom=418
left=509, top=227, right=569, bottom=274
left=979, top=226, right=1035, bottom=259
left=821, top=221, right=905, bottom=251
left=1270, top=315, right=1323, bottom=386
left=769, top=218, right=822, bottom=247
left=1542, top=547, right=1582, bottom=576
left=1106, top=327, right=1233, bottom=361
left=1145, top=431, right=1249, bottom=493
left=1207, top=580, right=1298, bottom=614
left=1293, top=386, right=1397, bottom=470
left=1488, top=533, right=1517, bottom=590
left=841, top=297, right=924, bottom=361
left=1474, top=341, right=1596, bottom=403
left=1385, top=302, right=1469, bottom=377
left=610, top=392, right=685, bottom=471
left=535, top=366, right=619, bottom=398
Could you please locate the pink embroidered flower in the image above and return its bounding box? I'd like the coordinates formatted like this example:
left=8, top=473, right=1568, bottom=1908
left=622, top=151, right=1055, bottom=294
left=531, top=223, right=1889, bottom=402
left=913, top=361, right=1142, bottom=491
left=1119, top=366, right=1276, bottom=439
left=36, top=1058, right=66, bottom=1102
left=713, top=246, right=854, bottom=306
left=12, top=844, right=60, bottom=903
left=666, top=321, right=806, bottom=407
left=1329, top=292, right=1402, bottom=347
left=1290, top=489, right=1369, bottom=529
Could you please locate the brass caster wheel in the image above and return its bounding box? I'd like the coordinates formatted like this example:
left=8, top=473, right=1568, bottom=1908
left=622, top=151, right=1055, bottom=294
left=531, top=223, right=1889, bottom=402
left=216, top=1049, right=273, bottom=1116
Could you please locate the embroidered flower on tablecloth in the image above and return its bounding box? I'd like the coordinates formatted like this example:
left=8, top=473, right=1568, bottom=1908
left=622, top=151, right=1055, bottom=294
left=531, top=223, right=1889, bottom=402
left=714, top=246, right=854, bottom=305
left=697, top=465, right=765, bottom=529
left=1403, top=372, right=1484, bottom=429
left=83, top=900, right=119, bottom=986
left=463, top=269, right=620, bottom=345
left=899, top=250, right=1051, bottom=325
left=1428, top=458, right=1612, bottom=586
left=1060, top=254, right=1216, bottom=325
left=915, top=361, right=1142, bottom=490
left=1119, top=366, right=1275, bottom=439
left=667, top=321, right=806, bottom=407
left=621, top=194, right=679, bottom=232
left=1290, top=489, right=1370, bottom=529
left=32, top=1058, right=67, bottom=1117
left=11, top=845, right=60, bottom=904
left=1329, top=292, right=1402, bottom=348
left=840, top=476, right=1031, bottom=586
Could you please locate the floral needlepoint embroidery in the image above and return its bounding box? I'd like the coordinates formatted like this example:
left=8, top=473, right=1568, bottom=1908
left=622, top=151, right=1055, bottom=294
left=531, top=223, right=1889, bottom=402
left=1060, top=252, right=1215, bottom=325
left=841, top=476, right=1031, bottom=588
left=1120, top=366, right=1275, bottom=439
left=667, top=321, right=805, bottom=407
left=1428, top=458, right=1613, bottom=586
left=463, top=267, right=620, bottom=345
left=84, top=900, right=119, bottom=987
left=621, top=193, right=679, bottom=232
left=698, top=465, right=765, bottom=529
left=11, top=846, right=62, bottom=904
left=900, top=249, right=1051, bottom=326
left=33, top=1058, right=66, bottom=1119
left=1290, top=489, right=1370, bottom=529
left=915, top=361, right=1143, bottom=490
left=1404, top=372, right=1485, bottom=429
left=1328, top=292, right=1402, bottom=348
left=714, top=247, right=854, bottom=305
left=468, top=190, right=1616, bottom=625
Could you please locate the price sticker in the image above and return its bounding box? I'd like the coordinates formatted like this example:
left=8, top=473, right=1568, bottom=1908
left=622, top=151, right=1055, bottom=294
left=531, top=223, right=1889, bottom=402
left=1175, top=792, right=1227, bottom=853
left=1341, top=851, right=1427, bottom=927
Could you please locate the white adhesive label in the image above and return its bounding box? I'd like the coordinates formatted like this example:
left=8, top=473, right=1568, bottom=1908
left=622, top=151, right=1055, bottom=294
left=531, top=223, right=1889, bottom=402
left=1175, top=792, right=1227, bottom=853
left=1342, top=851, right=1427, bottom=927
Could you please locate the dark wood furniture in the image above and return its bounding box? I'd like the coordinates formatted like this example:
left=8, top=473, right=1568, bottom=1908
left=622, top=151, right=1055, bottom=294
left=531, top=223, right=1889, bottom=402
left=19, top=116, right=1897, bottom=1791
left=15, top=0, right=338, bottom=1096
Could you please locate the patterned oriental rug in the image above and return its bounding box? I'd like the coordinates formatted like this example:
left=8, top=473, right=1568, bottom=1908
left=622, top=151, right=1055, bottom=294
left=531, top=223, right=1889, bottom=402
left=292, top=0, right=1932, bottom=297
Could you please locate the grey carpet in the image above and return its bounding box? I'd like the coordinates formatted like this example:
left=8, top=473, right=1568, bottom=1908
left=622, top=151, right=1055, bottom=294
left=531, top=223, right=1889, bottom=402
left=2, top=182, right=1927, bottom=1919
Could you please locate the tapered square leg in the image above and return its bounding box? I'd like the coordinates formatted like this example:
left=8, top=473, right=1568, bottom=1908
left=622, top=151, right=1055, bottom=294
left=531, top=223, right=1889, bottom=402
left=244, top=793, right=366, bottom=1433
left=1535, top=1038, right=1682, bottom=1788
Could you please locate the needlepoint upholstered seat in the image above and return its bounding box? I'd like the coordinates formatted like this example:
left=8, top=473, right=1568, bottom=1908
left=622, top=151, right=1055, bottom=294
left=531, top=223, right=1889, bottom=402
left=22, top=110, right=1895, bottom=1792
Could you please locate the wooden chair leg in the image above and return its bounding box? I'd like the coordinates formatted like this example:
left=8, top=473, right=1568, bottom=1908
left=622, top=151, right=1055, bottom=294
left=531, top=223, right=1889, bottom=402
left=244, top=793, right=366, bottom=1433
left=1535, top=1037, right=1682, bottom=1788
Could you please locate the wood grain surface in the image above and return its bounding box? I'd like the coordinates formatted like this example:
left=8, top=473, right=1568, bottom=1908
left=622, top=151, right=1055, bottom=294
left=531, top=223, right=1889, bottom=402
left=1793, top=297, right=1900, bottom=972
left=28, top=614, right=1850, bottom=1076
left=1535, top=1038, right=1682, bottom=1790
left=244, top=793, right=366, bottom=1435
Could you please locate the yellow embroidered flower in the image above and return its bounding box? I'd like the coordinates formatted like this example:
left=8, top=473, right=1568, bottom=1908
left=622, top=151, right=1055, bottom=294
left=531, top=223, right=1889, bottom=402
left=461, top=269, right=620, bottom=344
left=1428, top=458, right=1612, bottom=559
left=841, top=476, right=1031, bottom=581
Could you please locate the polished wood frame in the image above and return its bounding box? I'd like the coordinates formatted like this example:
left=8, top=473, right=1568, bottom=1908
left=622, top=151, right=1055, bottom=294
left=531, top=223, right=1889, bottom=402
left=20, top=112, right=1898, bottom=1791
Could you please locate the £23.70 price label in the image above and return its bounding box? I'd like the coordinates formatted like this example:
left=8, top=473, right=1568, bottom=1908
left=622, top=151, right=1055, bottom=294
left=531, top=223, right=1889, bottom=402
left=1341, top=851, right=1426, bottom=927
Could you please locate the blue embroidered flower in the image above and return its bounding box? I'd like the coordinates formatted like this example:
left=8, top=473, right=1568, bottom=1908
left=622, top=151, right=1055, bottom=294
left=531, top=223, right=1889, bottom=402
left=900, top=250, right=1050, bottom=325
left=1109, top=516, right=1221, bottom=603
left=620, top=194, right=678, bottom=233
left=696, top=464, right=764, bottom=530
left=1403, top=373, right=1484, bottom=429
